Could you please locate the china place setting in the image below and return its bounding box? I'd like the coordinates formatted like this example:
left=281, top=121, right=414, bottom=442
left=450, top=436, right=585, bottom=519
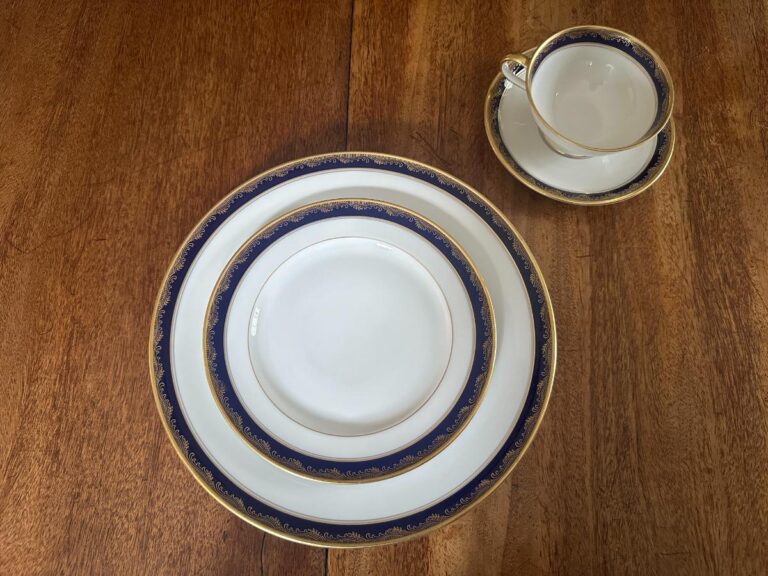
left=150, top=24, right=674, bottom=547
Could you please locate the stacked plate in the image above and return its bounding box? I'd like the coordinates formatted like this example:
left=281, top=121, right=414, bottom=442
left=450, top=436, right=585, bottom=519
left=149, top=153, right=556, bottom=546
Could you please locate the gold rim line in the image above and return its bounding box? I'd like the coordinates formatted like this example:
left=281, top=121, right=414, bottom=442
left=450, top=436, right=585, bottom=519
left=518, top=24, right=675, bottom=154
left=147, top=151, right=556, bottom=548
left=484, top=71, right=677, bottom=206
left=201, top=197, right=497, bottom=484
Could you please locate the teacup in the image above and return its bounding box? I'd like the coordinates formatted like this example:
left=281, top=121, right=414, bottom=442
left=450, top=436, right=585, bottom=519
left=501, top=25, right=674, bottom=158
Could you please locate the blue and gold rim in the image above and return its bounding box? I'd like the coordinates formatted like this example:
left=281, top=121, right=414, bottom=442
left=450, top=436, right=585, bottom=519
left=204, top=198, right=495, bottom=483
left=484, top=71, right=676, bottom=206
left=149, top=152, right=556, bottom=547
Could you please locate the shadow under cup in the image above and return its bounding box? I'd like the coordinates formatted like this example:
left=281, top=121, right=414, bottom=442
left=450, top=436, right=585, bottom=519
left=525, top=27, right=674, bottom=156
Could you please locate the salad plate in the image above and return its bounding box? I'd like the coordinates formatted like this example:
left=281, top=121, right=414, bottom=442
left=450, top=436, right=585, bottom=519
left=205, top=198, right=495, bottom=482
left=149, top=152, right=556, bottom=547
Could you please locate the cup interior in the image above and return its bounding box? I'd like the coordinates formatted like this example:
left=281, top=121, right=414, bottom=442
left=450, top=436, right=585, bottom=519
left=528, top=28, right=672, bottom=151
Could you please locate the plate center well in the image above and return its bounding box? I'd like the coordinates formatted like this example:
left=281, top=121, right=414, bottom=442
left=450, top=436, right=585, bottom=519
left=248, top=236, right=453, bottom=437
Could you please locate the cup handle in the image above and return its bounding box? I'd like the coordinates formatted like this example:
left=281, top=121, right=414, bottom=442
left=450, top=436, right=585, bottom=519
left=500, top=53, right=531, bottom=89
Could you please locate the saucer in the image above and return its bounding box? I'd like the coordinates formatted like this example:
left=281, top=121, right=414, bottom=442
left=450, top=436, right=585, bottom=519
left=484, top=69, right=675, bottom=205
left=149, top=153, right=555, bottom=546
left=205, top=199, right=494, bottom=482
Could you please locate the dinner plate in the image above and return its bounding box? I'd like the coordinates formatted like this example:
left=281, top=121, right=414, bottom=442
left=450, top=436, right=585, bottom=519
left=149, top=153, right=556, bottom=547
left=205, top=198, right=495, bottom=482
left=484, top=57, right=675, bottom=205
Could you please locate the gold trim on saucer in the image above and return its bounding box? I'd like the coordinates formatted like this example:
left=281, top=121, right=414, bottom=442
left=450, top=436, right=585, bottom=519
left=148, top=152, right=557, bottom=547
left=202, top=198, right=497, bottom=484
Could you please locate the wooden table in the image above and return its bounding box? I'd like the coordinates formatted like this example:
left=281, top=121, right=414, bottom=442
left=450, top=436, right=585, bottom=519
left=2, top=1, right=767, bottom=574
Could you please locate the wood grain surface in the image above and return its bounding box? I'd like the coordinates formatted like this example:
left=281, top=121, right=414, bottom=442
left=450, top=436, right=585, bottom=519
left=1, top=0, right=766, bottom=574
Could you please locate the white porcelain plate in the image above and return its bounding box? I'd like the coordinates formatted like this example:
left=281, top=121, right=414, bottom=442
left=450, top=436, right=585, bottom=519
left=205, top=199, right=494, bottom=482
left=150, top=153, right=556, bottom=547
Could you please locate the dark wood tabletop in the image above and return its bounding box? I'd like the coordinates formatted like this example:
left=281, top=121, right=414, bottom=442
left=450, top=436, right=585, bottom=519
left=2, top=0, right=767, bottom=574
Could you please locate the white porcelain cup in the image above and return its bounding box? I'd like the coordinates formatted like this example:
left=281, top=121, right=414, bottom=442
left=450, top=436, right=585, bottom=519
left=501, top=25, right=674, bottom=158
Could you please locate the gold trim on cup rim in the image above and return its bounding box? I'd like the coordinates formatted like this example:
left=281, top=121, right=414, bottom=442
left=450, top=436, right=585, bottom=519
left=515, top=25, right=675, bottom=154
left=202, top=198, right=497, bottom=484
left=148, top=152, right=557, bottom=547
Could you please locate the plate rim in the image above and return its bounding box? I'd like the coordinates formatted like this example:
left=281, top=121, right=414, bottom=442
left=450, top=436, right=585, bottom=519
left=148, top=152, right=557, bottom=547
left=483, top=71, right=676, bottom=206
left=203, top=197, right=497, bottom=483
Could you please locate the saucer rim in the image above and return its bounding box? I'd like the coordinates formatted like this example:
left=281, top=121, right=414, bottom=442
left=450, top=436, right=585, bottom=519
left=484, top=72, right=676, bottom=206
